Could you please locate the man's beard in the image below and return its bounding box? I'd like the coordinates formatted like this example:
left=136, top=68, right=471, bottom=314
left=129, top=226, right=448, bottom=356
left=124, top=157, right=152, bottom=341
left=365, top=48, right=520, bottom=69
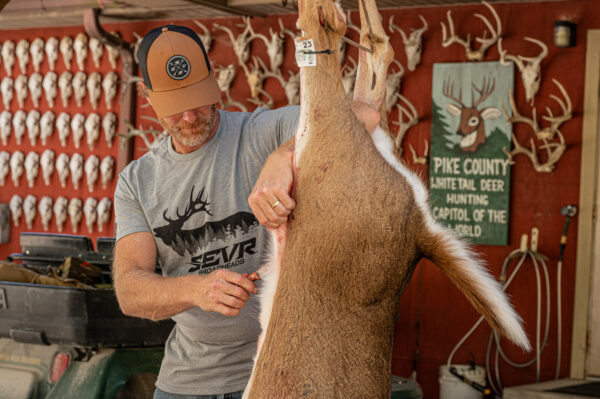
left=163, top=105, right=217, bottom=147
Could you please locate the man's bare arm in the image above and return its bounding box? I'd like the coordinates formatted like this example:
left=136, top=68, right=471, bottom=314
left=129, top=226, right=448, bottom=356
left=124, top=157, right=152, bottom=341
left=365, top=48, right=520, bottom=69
left=113, top=232, right=258, bottom=321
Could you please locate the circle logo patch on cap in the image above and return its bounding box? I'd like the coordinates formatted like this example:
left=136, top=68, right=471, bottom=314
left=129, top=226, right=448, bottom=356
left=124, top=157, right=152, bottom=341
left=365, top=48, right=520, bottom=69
left=166, top=55, right=191, bottom=80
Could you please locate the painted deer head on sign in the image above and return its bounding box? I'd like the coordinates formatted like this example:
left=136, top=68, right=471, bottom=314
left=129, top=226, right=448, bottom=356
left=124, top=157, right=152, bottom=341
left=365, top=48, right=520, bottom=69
left=443, top=76, right=501, bottom=152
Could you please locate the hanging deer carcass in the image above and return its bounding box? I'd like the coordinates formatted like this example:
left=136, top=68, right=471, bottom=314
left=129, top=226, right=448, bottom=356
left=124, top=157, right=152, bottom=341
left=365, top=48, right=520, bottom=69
left=243, top=1, right=529, bottom=398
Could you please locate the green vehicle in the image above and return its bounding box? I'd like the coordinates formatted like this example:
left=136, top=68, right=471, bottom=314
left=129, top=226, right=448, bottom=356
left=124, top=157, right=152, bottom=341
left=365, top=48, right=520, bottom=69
left=0, top=233, right=174, bottom=399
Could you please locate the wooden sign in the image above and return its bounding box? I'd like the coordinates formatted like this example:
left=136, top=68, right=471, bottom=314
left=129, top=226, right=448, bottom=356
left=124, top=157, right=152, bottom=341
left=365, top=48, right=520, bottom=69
left=429, top=62, right=513, bottom=245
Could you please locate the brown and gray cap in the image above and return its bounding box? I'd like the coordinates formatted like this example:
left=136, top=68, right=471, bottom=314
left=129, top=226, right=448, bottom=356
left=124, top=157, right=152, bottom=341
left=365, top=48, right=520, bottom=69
left=138, top=25, right=220, bottom=118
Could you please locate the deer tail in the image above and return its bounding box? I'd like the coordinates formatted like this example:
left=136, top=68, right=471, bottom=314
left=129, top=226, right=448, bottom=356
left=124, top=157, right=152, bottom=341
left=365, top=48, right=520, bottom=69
left=419, top=226, right=531, bottom=351
left=369, top=126, right=530, bottom=350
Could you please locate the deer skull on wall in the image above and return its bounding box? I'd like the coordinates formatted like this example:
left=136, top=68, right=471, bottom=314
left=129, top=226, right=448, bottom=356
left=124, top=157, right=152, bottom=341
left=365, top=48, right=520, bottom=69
left=68, top=197, right=82, bottom=232
left=389, top=15, right=428, bottom=72
left=87, top=72, right=101, bottom=109
left=38, top=196, right=53, bottom=231
left=15, top=74, right=28, bottom=108
left=102, top=72, right=118, bottom=109
left=89, top=37, right=104, bottom=68
left=85, top=113, right=100, bottom=150
left=42, top=72, right=58, bottom=107
left=56, top=112, right=71, bottom=147
left=59, top=71, right=73, bottom=107
left=12, top=110, right=26, bottom=145
left=74, top=33, right=88, bottom=70
left=83, top=197, right=97, bottom=233
left=28, top=72, right=43, bottom=107
left=10, top=151, right=24, bottom=186
left=53, top=196, right=68, bottom=232
left=102, top=113, right=117, bottom=147
left=0, top=151, right=9, bottom=185
left=214, top=17, right=254, bottom=65
left=40, top=111, right=55, bottom=145
left=97, top=197, right=112, bottom=232
left=56, top=153, right=70, bottom=188
left=60, top=36, right=74, bottom=69
left=0, top=111, right=11, bottom=146
left=100, top=156, right=114, bottom=189
left=26, top=110, right=40, bottom=146
left=9, top=194, right=23, bottom=227
left=499, top=37, right=548, bottom=105
left=30, top=38, right=45, bottom=72
left=1, top=77, right=14, bottom=109
left=40, top=149, right=55, bottom=185
left=16, top=39, right=29, bottom=74
left=72, top=71, right=87, bottom=107
left=45, top=37, right=59, bottom=70
left=1, top=40, right=15, bottom=76
left=69, top=153, right=83, bottom=189
left=84, top=155, right=99, bottom=192
left=106, top=32, right=121, bottom=69
left=23, top=195, right=37, bottom=229
left=71, top=113, right=85, bottom=148
left=25, top=151, right=40, bottom=188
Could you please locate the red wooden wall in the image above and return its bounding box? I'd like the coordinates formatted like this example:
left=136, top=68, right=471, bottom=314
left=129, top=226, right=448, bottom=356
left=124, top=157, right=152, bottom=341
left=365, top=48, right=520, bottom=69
left=0, top=0, right=593, bottom=397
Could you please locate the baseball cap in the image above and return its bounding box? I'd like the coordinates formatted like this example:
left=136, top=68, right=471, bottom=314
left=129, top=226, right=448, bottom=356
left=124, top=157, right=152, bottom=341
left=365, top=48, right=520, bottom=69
left=137, top=25, right=220, bottom=118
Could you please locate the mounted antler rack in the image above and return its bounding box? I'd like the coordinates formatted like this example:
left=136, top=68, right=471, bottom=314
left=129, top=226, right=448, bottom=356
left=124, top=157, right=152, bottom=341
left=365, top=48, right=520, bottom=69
left=440, top=0, right=502, bottom=61
left=502, top=78, right=572, bottom=173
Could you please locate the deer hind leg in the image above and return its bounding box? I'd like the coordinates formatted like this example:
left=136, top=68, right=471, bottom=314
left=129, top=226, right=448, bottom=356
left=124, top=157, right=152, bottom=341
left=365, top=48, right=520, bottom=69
left=352, top=0, right=394, bottom=121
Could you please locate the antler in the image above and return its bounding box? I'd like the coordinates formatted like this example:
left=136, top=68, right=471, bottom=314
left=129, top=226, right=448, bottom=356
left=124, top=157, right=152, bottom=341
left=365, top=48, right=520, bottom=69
left=442, top=77, right=465, bottom=108
left=385, top=59, right=405, bottom=112
left=193, top=20, right=213, bottom=52
left=262, top=68, right=300, bottom=105
left=471, top=76, right=495, bottom=107
left=503, top=132, right=565, bottom=173
left=391, top=94, right=419, bottom=152
left=220, top=91, right=248, bottom=112
left=441, top=0, right=502, bottom=61
left=390, top=15, right=428, bottom=43
left=249, top=24, right=285, bottom=72
left=502, top=79, right=571, bottom=172
left=502, top=79, right=572, bottom=141
left=409, top=139, right=429, bottom=165
left=241, top=56, right=268, bottom=99
left=214, top=17, right=253, bottom=65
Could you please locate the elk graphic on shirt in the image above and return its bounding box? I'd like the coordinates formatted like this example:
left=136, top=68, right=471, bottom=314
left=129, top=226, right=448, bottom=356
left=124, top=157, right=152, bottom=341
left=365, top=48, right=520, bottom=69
left=153, top=185, right=259, bottom=257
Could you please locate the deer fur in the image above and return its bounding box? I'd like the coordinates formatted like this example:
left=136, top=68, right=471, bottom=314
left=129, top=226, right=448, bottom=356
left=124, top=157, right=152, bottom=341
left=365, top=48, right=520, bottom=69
left=244, top=1, right=529, bottom=398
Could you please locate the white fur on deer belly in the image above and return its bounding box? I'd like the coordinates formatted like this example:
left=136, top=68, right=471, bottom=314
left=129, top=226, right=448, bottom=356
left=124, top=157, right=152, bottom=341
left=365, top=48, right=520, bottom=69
left=243, top=228, right=286, bottom=399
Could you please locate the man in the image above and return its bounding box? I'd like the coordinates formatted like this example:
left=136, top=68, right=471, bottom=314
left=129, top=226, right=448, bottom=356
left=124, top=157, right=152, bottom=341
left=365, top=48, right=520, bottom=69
left=113, top=24, right=379, bottom=399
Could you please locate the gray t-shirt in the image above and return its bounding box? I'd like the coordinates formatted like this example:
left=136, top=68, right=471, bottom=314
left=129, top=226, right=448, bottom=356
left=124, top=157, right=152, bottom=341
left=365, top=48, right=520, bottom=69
left=114, top=106, right=298, bottom=395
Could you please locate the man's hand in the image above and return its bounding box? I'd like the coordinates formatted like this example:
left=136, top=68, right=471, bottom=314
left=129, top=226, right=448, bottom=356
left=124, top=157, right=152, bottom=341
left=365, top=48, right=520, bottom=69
left=194, top=269, right=259, bottom=317
left=249, top=137, right=296, bottom=230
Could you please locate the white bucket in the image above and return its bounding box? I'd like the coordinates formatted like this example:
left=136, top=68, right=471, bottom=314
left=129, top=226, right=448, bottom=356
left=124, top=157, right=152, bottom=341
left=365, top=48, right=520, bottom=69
left=439, top=364, right=486, bottom=399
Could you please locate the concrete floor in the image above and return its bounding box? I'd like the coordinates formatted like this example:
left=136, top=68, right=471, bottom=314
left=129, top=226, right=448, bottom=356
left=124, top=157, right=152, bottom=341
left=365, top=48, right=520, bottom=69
left=504, top=379, right=600, bottom=399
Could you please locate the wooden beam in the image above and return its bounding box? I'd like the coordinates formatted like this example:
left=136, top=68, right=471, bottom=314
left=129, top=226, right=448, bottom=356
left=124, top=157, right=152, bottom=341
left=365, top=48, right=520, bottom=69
left=186, top=0, right=267, bottom=17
